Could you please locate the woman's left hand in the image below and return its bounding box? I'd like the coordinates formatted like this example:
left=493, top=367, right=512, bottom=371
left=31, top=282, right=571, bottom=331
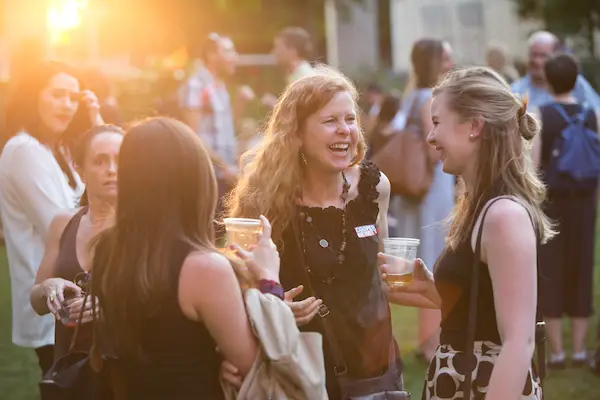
left=80, top=90, right=104, bottom=126
left=65, top=296, right=100, bottom=324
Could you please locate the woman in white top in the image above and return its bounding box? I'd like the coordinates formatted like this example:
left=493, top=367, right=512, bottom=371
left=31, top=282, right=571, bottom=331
left=0, top=61, right=102, bottom=375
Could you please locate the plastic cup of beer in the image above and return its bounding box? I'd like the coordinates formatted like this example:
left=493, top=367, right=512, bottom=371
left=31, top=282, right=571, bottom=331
left=223, top=218, right=263, bottom=250
left=382, top=238, right=420, bottom=288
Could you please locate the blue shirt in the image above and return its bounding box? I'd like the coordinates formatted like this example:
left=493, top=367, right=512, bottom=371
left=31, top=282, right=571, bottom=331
left=511, top=74, right=600, bottom=110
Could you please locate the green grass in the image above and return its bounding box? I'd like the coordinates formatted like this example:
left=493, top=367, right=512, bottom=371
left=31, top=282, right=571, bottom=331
left=1, top=242, right=599, bottom=399
left=390, top=215, right=600, bottom=399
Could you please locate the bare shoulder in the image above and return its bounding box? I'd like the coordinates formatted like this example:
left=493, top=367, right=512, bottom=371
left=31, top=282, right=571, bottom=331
left=472, top=198, right=534, bottom=251
left=178, top=250, right=239, bottom=320
left=376, top=171, right=391, bottom=202
left=484, top=198, right=531, bottom=231
left=49, top=209, right=79, bottom=239
left=180, top=250, right=235, bottom=282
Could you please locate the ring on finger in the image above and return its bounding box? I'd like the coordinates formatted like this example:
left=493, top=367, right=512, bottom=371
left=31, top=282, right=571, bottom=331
left=48, top=291, right=57, bottom=302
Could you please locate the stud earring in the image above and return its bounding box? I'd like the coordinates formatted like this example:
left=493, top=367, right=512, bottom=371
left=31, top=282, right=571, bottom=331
left=469, top=134, right=475, bottom=139
left=301, top=152, right=308, bottom=165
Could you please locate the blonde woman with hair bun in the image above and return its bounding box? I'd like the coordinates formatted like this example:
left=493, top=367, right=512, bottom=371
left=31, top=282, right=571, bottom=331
left=381, top=66, right=553, bottom=400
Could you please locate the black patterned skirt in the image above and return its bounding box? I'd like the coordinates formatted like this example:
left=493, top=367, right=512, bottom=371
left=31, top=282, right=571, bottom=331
left=422, top=342, right=542, bottom=399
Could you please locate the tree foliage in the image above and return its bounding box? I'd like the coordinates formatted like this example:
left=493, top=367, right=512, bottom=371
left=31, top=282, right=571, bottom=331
left=513, top=0, right=600, bottom=57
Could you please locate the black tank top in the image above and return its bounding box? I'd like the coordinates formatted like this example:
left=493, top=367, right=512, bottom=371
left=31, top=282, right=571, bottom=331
left=280, top=161, right=398, bottom=398
left=434, top=190, right=503, bottom=350
left=54, top=207, right=91, bottom=360
left=115, top=240, right=224, bottom=399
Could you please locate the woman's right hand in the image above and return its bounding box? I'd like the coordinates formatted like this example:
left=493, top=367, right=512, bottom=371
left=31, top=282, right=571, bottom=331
left=231, top=215, right=280, bottom=282
left=378, top=253, right=433, bottom=294
left=41, top=278, right=82, bottom=318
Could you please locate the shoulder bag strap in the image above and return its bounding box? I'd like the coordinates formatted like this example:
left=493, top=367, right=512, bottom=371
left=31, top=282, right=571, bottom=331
left=66, top=292, right=91, bottom=353
left=462, top=196, right=507, bottom=395
left=463, top=196, right=546, bottom=394
left=291, top=217, right=349, bottom=377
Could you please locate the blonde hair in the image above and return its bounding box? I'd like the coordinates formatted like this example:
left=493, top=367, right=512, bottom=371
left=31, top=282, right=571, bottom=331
left=225, top=66, right=366, bottom=243
left=434, top=67, right=556, bottom=249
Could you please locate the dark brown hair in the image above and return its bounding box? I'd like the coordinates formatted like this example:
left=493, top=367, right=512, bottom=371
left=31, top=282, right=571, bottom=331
left=72, top=124, right=125, bottom=206
left=91, top=117, right=218, bottom=361
left=4, top=61, right=92, bottom=189
left=411, top=38, right=445, bottom=89
left=544, top=53, right=579, bottom=95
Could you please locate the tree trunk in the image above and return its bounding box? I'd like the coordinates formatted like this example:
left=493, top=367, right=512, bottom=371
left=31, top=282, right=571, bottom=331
left=587, top=16, right=597, bottom=60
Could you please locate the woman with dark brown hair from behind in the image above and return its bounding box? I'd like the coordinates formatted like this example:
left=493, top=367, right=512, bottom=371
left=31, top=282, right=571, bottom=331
left=90, top=117, right=288, bottom=399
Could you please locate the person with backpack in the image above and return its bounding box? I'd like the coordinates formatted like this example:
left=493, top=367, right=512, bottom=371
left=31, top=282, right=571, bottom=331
left=532, top=53, right=600, bottom=369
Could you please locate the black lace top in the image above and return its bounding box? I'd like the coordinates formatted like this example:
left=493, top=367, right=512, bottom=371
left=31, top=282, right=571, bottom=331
left=280, top=161, right=398, bottom=398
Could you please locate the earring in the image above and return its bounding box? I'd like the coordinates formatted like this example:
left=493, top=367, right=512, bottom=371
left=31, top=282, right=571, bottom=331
left=469, top=133, right=475, bottom=139
left=301, top=152, right=308, bottom=165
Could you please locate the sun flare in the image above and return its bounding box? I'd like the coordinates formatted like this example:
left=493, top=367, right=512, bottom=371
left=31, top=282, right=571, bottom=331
left=47, top=0, right=88, bottom=43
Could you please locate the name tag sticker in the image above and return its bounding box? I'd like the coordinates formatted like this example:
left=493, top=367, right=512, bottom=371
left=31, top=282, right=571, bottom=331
left=354, top=224, right=378, bottom=239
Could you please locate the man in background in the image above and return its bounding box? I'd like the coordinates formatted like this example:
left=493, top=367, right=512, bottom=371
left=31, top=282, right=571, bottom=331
left=512, top=31, right=600, bottom=109
left=262, top=26, right=316, bottom=108
left=179, top=33, right=245, bottom=187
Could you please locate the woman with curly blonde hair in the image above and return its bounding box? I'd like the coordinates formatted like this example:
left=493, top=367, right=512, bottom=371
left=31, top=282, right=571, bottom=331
left=226, top=67, right=418, bottom=398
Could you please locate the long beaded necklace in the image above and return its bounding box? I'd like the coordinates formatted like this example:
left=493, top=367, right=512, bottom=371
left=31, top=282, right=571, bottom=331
left=299, top=171, right=351, bottom=285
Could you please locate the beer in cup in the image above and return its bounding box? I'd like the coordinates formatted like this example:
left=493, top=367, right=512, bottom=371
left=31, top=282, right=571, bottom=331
left=223, top=218, right=263, bottom=250
left=382, top=237, right=420, bottom=288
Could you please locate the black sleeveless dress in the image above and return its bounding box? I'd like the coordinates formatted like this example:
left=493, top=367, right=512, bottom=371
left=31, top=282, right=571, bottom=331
left=101, top=240, right=224, bottom=399
left=280, top=161, right=401, bottom=399
left=54, top=207, right=92, bottom=361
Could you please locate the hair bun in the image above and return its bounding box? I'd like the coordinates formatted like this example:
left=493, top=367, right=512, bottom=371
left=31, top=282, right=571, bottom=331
left=516, top=95, right=538, bottom=141
left=518, top=111, right=539, bottom=141
left=518, top=96, right=528, bottom=119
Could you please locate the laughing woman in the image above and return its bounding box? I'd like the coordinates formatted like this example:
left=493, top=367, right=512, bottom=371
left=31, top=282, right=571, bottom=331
left=226, top=68, right=414, bottom=399
left=381, top=67, right=553, bottom=400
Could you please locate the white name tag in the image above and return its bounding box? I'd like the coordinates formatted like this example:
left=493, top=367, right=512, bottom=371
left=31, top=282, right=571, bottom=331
left=354, top=224, right=378, bottom=238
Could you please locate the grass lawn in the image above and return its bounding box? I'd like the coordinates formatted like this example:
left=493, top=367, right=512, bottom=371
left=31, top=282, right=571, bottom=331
left=1, top=243, right=599, bottom=399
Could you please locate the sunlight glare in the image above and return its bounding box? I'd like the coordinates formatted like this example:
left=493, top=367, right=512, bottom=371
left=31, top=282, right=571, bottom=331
left=47, top=0, right=88, bottom=43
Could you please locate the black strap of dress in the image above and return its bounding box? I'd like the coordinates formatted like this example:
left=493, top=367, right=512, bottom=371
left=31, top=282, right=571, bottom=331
left=463, top=196, right=546, bottom=396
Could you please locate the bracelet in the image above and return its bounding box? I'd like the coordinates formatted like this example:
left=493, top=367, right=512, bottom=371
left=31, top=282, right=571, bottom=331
left=258, top=279, right=284, bottom=300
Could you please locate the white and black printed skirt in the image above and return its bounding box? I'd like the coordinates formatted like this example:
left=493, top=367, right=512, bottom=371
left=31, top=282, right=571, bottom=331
left=422, top=341, right=542, bottom=400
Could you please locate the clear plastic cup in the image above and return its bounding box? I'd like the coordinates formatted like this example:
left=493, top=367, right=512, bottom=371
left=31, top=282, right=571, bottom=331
left=223, top=218, right=263, bottom=250
left=382, top=237, right=420, bottom=288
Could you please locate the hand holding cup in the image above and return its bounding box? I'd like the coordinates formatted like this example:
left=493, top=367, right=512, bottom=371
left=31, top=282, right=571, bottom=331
left=229, top=215, right=280, bottom=282
left=378, top=253, right=433, bottom=294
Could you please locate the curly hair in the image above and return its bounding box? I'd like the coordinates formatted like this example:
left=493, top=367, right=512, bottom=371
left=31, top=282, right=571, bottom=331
left=225, top=66, right=366, bottom=243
